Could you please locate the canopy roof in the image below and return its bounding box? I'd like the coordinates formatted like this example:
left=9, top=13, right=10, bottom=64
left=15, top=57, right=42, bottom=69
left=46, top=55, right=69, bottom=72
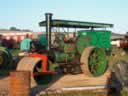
left=39, top=19, right=113, bottom=28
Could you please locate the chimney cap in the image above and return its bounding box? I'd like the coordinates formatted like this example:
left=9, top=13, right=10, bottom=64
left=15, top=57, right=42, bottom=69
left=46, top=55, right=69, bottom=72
left=45, top=13, right=53, bottom=16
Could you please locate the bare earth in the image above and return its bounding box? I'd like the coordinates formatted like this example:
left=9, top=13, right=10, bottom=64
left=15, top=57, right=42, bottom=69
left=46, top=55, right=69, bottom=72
left=0, top=69, right=111, bottom=95
left=0, top=76, right=10, bottom=95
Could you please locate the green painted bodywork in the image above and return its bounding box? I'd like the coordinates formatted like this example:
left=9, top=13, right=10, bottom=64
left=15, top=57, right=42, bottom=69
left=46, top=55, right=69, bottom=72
left=39, top=19, right=113, bottom=28
left=64, top=43, right=76, bottom=54
left=38, top=34, right=47, bottom=46
left=53, top=30, right=110, bottom=76
left=76, top=30, right=111, bottom=54
left=54, top=52, right=75, bottom=63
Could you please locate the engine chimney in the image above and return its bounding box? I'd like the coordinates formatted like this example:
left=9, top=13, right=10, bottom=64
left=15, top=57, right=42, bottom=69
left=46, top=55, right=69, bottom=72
left=45, top=13, right=52, bottom=51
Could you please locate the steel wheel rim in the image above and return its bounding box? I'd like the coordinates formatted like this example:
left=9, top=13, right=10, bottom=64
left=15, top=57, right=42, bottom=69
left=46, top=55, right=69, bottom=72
left=88, top=48, right=107, bottom=76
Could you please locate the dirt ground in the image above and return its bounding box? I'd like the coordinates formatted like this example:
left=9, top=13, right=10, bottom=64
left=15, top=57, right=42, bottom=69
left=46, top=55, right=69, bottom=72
left=0, top=76, right=9, bottom=95
left=0, top=70, right=111, bottom=96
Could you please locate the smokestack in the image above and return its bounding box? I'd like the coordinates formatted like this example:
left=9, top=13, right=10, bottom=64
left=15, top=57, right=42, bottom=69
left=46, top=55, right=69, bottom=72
left=45, top=13, right=52, bottom=51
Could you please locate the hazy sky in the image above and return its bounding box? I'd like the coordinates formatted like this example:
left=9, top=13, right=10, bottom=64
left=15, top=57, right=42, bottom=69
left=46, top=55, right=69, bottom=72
left=0, top=0, right=127, bottom=34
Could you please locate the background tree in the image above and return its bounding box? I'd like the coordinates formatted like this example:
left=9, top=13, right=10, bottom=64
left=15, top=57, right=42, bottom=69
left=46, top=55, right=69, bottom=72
left=10, top=27, right=20, bottom=31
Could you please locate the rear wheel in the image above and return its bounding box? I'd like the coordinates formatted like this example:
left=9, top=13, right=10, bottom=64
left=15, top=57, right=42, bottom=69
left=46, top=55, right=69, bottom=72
left=80, top=47, right=108, bottom=77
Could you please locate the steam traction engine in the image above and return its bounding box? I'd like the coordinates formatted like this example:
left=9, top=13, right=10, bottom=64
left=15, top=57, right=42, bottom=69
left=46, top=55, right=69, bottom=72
left=16, top=13, right=113, bottom=86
